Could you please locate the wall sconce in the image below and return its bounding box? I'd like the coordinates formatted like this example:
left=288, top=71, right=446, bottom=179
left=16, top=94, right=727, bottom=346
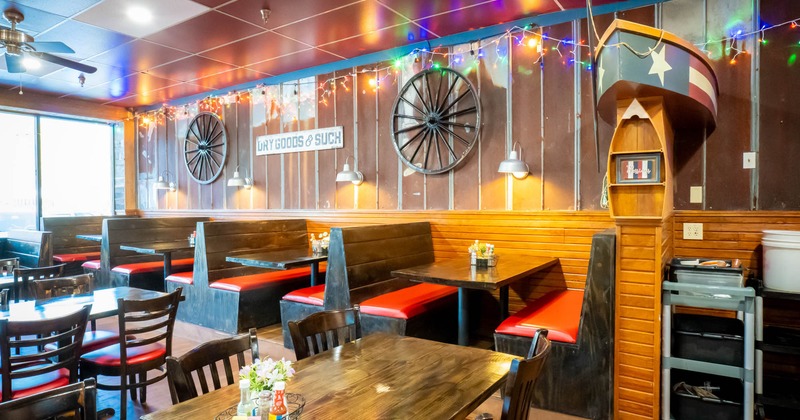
left=154, top=171, right=176, bottom=192
left=227, top=165, right=253, bottom=189
left=335, top=156, right=363, bottom=185
left=498, top=142, right=529, bottom=180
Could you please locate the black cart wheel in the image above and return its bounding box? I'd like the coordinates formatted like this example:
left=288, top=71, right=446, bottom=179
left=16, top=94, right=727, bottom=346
left=390, top=67, right=481, bottom=175
left=184, top=112, right=227, bottom=184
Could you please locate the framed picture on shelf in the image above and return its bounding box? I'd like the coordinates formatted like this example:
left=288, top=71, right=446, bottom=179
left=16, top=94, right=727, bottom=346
left=615, top=153, right=660, bottom=184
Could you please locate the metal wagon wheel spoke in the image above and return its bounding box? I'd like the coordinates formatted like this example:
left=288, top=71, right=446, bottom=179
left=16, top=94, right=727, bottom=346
left=184, top=112, right=227, bottom=184
left=391, top=67, right=480, bottom=175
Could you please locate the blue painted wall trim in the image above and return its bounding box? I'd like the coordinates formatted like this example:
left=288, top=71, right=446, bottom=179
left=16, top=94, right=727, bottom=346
left=144, top=0, right=667, bottom=111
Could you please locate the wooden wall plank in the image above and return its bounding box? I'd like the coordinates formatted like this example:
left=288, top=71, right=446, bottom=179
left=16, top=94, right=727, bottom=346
left=451, top=44, right=480, bottom=210
left=425, top=50, right=451, bottom=211
left=317, top=73, right=337, bottom=210
left=478, top=38, right=508, bottom=210
left=282, top=82, right=301, bottom=209
left=335, top=69, right=355, bottom=209
left=250, top=95, right=267, bottom=209
left=377, top=64, right=399, bottom=210
left=298, top=79, right=317, bottom=210
left=356, top=71, right=378, bottom=209
left=265, top=85, right=283, bottom=209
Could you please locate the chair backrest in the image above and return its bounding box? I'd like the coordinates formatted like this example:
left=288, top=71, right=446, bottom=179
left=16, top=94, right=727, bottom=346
left=0, top=378, right=98, bottom=420
left=12, top=263, right=66, bottom=302
left=116, top=287, right=182, bottom=372
left=166, top=328, right=260, bottom=403
left=0, top=305, right=91, bottom=402
left=288, top=305, right=362, bottom=361
left=30, top=273, right=96, bottom=301
left=501, top=329, right=552, bottom=420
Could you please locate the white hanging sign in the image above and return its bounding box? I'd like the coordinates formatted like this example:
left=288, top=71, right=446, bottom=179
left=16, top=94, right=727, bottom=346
left=256, top=126, right=344, bottom=156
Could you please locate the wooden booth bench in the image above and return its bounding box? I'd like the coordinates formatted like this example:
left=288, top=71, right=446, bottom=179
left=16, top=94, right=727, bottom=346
left=0, top=230, right=52, bottom=268
left=493, top=229, right=616, bottom=419
left=280, top=222, right=458, bottom=348
left=81, top=217, right=208, bottom=290
left=42, top=215, right=137, bottom=276
left=165, top=219, right=324, bottom=334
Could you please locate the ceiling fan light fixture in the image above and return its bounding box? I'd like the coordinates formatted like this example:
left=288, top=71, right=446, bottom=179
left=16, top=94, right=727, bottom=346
left=126, top=5, right=153, bottom=24
left=22, top=56, right=40, bottom=70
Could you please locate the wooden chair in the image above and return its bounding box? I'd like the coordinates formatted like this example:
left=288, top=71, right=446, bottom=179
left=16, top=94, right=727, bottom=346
left=12, top=263, right=66, bottom=302
left=79, top=287, right=182, bottom=420
left=166, top=328, right=260, bottom=404
left=478, top=330, right=552, bottom=420
left=0, top=378, right=98, bottom=420
left=288, top=305, right=361, bottom=361
left=32, top=274, right=120, bottom=355
left=0, top=305, right=91, bottom=402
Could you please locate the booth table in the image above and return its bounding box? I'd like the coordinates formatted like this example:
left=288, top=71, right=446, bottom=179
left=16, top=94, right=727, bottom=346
left=226, top=246, right=326, bottom=286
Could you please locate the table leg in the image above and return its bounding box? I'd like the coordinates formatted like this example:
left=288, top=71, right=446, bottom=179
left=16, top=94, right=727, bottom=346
left=499, top=285, right=509, bottom=320
left=163, top=252, right=172, bottom=279
left=458, top=287, right=469, bottom=346
left=310, top=262, right=319, bottom=287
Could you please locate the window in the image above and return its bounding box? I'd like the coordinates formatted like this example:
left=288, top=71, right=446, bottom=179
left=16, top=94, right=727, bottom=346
left=0, top=111, right=115, bottom=232
left=40, top=117, right=113, bottom=216
left=0, top=112, right=36, bottom=231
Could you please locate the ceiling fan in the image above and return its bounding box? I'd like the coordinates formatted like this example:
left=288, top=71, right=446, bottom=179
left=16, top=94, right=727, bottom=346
left=0, top=8, right=96, bottom=74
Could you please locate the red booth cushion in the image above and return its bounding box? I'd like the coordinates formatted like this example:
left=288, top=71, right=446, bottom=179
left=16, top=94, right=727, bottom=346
left=165, top=272, right=194, bottom=285
left=80, top=343, right=166, bottom=367
left=111, top=258, right=194, bottom=275
left=81, top=260, right=101, bottom=270
left=495, top=289, right=584, bottom=344
left=53, top=252, right=101, bottom=263
left=359, top=284, right=457, bottom=320
left=0, top=367, right=70, bottom=401
left=210, top=266, right=316, bottom=293
left=282, top=285, right=325, bottom=306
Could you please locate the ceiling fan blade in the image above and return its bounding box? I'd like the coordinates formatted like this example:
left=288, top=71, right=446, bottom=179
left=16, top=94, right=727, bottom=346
left=4, top=53, right=25, bottom=73
left=34, top=52, right=96, bottom=74
left=27, top=41, right=75, bottom=54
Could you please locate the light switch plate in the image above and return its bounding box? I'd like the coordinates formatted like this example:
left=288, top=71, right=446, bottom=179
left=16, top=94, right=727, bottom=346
left=684, top=223, right=703, bottom=240
left=690, top=186, right=703, bottom=204
left=743, top=152, right=757, bottom=169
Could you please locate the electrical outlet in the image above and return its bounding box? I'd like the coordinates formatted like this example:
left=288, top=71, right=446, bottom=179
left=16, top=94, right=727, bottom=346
left=743, top=152, right=756, bottom=169
left=683, top=223, right=703, bottom=240
left=690, top=186, right=703, bottom=204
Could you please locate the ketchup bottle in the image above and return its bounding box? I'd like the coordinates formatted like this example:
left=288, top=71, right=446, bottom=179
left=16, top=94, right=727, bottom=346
left=268, top=381, right=287, bottom=420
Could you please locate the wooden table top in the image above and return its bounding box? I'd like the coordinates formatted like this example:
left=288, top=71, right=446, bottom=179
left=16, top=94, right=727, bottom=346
left=392, top=254, right=559, bottom=290
left=120, top=241, right=195, bottom=255
left=225, top=246, right=327, bottom=270
left=0, top=287, right=174, bottom=321
left=76, top=234, right=102, bottom=242
left=142, top=333, right=518, bottom=420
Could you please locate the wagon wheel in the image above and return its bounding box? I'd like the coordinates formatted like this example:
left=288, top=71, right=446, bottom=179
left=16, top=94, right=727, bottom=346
left=184, top=112, right=227, bottom=184
left=391, top=67, right=481, bottom=175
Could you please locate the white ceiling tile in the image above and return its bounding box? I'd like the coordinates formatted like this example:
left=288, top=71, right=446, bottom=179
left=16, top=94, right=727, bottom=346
left=73, top=0, right=210, bottom=38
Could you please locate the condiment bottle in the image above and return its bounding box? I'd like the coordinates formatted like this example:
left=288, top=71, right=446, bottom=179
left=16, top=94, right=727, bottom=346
left=237, top=379, right=255, bottom=416
left=268, top=381, right=287, bottom=420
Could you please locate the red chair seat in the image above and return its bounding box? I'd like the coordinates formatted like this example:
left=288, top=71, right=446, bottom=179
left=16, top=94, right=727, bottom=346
left=495, top=289, right=584, bottom=344
left=210, top=266, right=317, bottom=293
left=282, top=285, right=325, bottom=306
left=81, top=260, right=101, bottom=270
left=44, top=330, right=121, bottom=355
left=0, top=367, right=70, bottom=401
left=111, top=258, right=194, bottom=275
left=53, top=252, right=101, bottom=263
left=80, top=343, right=166, bottom=367
left=359, top=284, right=457, bottom=320
left=165, top=271, right=193, bottom=285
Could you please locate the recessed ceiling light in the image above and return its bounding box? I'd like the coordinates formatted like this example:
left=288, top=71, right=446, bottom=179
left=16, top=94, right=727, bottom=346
left=22, top=56, right=41, bottom=70
left=126, top=5, right=153, bottom=24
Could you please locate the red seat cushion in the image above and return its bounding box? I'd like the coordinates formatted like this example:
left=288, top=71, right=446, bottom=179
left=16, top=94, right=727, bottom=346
left=282, top=285, right=325, bottom=306
left=81, top=260, right=101, bottom=270
left=80, top=343, right=166, bottom=367
left=0, top=367, right=70, bottom=401
left=359, top=284, right=457, bottom=320
left=165, top=271, right=193, bottom=285
left=495, top=289, right=584, bottom=344
left=44, top=330, right=120, bottom=355
left=54, top=252, right=101, bottom=263
left=111, top=258, right=194, bottom=275
left=210, top=266, right=318, bottom=293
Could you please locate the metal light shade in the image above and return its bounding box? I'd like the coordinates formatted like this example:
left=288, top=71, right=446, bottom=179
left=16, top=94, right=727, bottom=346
left=227, top=171, right=246, bottom=187
left=336, top=162, right=363, bottom=185
left=498, top=150, right=529, bottom=180
left=153, top=176, right=169, bottom=189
